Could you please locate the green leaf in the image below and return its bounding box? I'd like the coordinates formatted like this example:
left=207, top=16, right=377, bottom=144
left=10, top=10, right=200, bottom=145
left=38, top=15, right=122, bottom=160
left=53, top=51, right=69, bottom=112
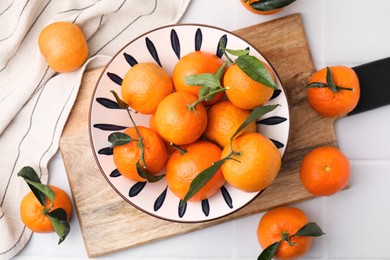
left=305, top=82, right=328, bottom=88
left=136, top=161, right=164, bottom=183
left=258, top=241, right=280, bottom=260
left=251, top=0, right=296, bottom=11
left=295, top=222, right=325, bottom=237
left=48, top=208, right=70, bottom=245
left=18, top=166, right=55, bottom=205
left=185, top=73, right=221, bottom=89
left=326, top=67, right=338, bottom=93
left=108, top=132, right=132, bottom=147
left=225, top=48, right=250, bottom=57
left=230, top=104, right=278, bottom=141
left=214, top=62, right=228, bottom=81
left=181, top=159, right=226, bottom=205
left=110, top=90, right=129, bottom=109
left=235, top=55, right=277, bottom=89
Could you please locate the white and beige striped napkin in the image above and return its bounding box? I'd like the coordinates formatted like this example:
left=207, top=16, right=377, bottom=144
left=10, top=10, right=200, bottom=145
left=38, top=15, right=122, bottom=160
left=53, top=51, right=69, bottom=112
left=0, top=0, right=191, bottom=259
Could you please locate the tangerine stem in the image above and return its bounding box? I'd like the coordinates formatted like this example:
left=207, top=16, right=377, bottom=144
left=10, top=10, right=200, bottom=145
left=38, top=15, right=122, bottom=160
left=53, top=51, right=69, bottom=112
left=126, top=108, right=147, bottom=168
left=187, top=87, right=226, bottom=112
left=170, top=143, right=187, bottom=155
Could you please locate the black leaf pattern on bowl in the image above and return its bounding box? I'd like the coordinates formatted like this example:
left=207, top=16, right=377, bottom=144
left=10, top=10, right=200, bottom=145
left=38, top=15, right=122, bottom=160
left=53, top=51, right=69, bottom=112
left=178, top=200, right=187, bottom=218
left=110, top=169, right=121, bottom=177
left=93, top=123, right=128, bottom=131
left=123, top=52, right=138, bottom=67
left=257, top=116, right=287, bottom=125
left=170, top=29, right=180, bottom=59
left=270, top=89, right=281, bottom=100
left=195, top=28, right=202, bottom=51
left=201, top=199, right=210, bottom=217
left=269, top=138, right=284, bottom=149
left=216, top=34, right=227, bottom=58
left=221, top=185, right=233, bottom=209
left=98, top=147, right=113, bottom=155
left=145, top=37, right=162, bottom=67
left=107, top=72, right=122, bottom=85
left=96, top=98, right=121, bottom=109
left=154, top=186, right=168, bottom=212
left=129, top=182, right=147, bottom=197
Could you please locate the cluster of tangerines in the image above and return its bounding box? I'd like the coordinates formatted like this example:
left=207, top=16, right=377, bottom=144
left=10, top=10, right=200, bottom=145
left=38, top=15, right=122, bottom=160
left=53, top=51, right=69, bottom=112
left=110, top=48, right=282, bottom=205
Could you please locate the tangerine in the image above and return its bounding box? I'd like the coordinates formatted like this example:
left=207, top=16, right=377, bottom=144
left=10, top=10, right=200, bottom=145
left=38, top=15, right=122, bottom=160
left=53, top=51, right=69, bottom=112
left=38, top=21, right=88, bottom=73
left=166, top=140, right=225, bottom=202
left=240, top=0, right=283, bottom=15
left=257, top=206, right=313, bottom=259
left=204, top=100, right=257, bottom=148
left=223, top=63, right=275, bottom=109
left=221, top=132, right=281, bottom=192
left=172, top=51, right=225, bottom=106
left=306, top=66, right=360, bottom=117
left=20, top=185, right=72, bottom=233
left=121, top=62, right=173, bottom=114
left=300, top=146, right=350, bottom=196
left=154, top=92, right=207, bottom=145
left=113, top=126, right=168, bottom=182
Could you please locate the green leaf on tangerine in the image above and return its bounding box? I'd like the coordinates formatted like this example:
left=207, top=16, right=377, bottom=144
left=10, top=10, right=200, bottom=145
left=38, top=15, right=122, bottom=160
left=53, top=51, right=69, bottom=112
left=326, top=66, right=338, bottom=93
left=235, top=55, right=277, bottom=89
left=108, top=132, right=132, bottom=147
left=305, top=82, right=328, bottom=88
left=18, top=166, right=55, bottom=205
left=181, top=159, right=226, bottom=206
left=185, top=73, right=221, bottom=89
left=225, top=48, right=250, bottom=57
left=251, top=0, right=296, bottom=11
left=258, top=241, right=280, bottom=260
left=136, top=161, right=164, bottom=183
left=110, top=90, right=129, bottom=109
left=295, top=222, right=325, bottom=237
left=48, top=208, right=70, bottom=245
left=230, top=104, right=279, bottom=142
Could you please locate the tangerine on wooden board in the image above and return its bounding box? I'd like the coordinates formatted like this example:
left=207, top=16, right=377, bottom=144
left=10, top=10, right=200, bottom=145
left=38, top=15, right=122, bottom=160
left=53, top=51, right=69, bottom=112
left=306, top=66, right=360, bottom=117
left=38, top=21, right=88, bottom=73
left=113, top=126, right=168, bottom=182
left=172, top=50, right=225, bottom=106
left=204, top=100, right=257, bottom=148
left=221, top=132, right=281, bottom=192
left=166, top=140, right=225, bottom=202
left=223, top=63, right=275, bottom=110
left=240, top=0, right=283, bottom=15
left=20, top=185, right=72, bottom=233
left=300, top=146, right=350, bottom=196
left=257, top=207, right=313, bottom=259
left=154, top=92, right=207, bottom=145
left=121, top=62, right=173, bottom=114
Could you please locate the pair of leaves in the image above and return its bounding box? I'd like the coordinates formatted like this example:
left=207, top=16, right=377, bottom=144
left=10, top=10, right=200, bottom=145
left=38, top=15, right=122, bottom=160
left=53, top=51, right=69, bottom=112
left=249, top=0, right=296, bottom=11
left=305, top=67, right=353, bottom=92
left=181, top=104, right=278, bottom=205
left=18, top=166, right=70, bottom=244
left=258, top=222, right=325, bottom=260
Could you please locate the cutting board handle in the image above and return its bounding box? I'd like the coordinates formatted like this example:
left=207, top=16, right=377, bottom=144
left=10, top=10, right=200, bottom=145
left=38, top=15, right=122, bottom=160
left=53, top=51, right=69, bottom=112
left=350, top=57, right=390, bottom=115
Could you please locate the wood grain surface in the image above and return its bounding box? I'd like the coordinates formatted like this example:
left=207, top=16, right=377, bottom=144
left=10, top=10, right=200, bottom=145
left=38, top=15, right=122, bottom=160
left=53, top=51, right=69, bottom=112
left=59, top=14, right=338, bottom=257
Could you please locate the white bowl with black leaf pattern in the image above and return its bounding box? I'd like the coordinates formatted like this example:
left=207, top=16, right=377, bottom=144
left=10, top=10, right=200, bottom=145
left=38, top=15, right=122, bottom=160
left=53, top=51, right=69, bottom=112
left=89, top=24, right=290, bottom=223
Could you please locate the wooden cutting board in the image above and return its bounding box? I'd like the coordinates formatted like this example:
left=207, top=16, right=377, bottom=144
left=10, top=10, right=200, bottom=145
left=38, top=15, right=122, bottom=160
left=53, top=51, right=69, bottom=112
left=59, top=14, right=338, bottom=257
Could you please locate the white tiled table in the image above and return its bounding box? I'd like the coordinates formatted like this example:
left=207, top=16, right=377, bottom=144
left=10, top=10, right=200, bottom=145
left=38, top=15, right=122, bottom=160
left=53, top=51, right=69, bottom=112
left=15, top=0, right=390, bottom=259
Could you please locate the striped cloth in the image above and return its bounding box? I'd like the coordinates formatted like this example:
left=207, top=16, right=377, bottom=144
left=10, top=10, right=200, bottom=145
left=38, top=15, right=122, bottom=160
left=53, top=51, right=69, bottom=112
left=0, top=0, right=191, bottom=258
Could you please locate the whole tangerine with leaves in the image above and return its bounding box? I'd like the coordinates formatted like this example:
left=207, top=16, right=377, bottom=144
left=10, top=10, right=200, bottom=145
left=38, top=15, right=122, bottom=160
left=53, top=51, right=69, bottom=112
left=20, top=185, right=72, bottom=233
left=166, top=140, right=225, bottom=202
left=38, top=21, right=88, bottom=73
left=306, top=66, right=360, bottom=117
left=172, top=50, right=225, bottom=106
left=204, top=100, right=257, bottom=148
left=113, top=126, right=168, bottom=182
left=223, top=62, right=276, bottom=110
left=240, top=0, right=283, bottom=15
left=154, top=92, right=207, bottom=145
left=300, top=146, right=350, bottom=196
left=221, top=132, right=281, bottom=192
left=257, top=207, right=315, bottom=259
left=121, top=62, right=173, bottom=114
